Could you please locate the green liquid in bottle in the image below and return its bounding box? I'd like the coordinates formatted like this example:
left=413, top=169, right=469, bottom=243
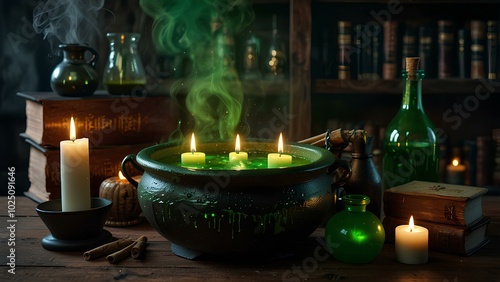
left=382, top=57, right=439, bottom=189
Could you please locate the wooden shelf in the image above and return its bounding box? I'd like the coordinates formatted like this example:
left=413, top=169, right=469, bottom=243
left=152, top=79, right=290, bottom=96
left=316, top=0, right=500, bottom=3
left=313, top=79, right=500, bottom=95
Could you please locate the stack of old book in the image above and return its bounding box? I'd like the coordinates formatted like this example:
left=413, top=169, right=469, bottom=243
left=18, top=91, right=178, bottom=202
left=383, top=180, right=490, bottom=256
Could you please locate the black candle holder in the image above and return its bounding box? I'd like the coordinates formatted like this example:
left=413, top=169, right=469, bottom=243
left=36, top=197, right=113, bottom=251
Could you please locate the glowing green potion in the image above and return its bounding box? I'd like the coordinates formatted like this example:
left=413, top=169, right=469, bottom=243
left=325, top=194, right=385, bottom=263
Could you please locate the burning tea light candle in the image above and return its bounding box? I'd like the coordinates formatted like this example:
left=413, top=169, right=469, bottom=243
left=446, top=158, right=466, bottom=185
left=395, top=216, right=429, bottom=264
left=60, top=117, right=91, bottom=212
left=268, top=133, right=292, bottom=168
left=181, top=133, right=205, bottom=167
left=229, top=134, right=248, bottom=164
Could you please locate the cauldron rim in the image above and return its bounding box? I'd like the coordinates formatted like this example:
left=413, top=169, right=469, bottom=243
left=135, top=138, right=335, bottom=176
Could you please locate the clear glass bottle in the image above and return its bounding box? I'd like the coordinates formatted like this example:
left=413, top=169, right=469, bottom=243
left=242, top=31, right=261, bottom=80
left=325, top=194, right=385, bottom=264
left=212, top=15, right=238, bottom=81
left=103, top=33, right=147, bottom=95
left=264, top=14, right=287, bottom=80
left=382, top=57, right=439, bottom=189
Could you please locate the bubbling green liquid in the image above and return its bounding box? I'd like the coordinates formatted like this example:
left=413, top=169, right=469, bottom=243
left=160, top=153, right=312, bottom=170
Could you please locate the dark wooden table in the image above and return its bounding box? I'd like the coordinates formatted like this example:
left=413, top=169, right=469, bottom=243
left=1, top=196, right=499, bottom=281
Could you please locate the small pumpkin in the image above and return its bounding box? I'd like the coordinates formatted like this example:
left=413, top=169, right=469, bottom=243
left=99, top=173, right=142, bottom=227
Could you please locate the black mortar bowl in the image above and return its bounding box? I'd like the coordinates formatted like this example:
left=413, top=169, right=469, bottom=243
left=36, top=197, right=112, bottom=240
left=121, top=140, right=350, bottom=256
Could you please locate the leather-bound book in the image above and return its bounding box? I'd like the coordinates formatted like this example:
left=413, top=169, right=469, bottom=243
left=402, top=21, right=418, bottom=70
left=470, top=20, right=486, bottom=79
left=383, top=21, right=398, bottom=80
left=487, top=20, right=498, bottom=80
left=383, top=180, right=488, bottom=227
left=458, top=28, right=471, bottom=78
left=419, top=25, right=437, bottom=78
left=338, top=21, right=352, bottom=80
left=17, top=91, right=178, bottom=148
left=438, top=20, right=455, bottom=79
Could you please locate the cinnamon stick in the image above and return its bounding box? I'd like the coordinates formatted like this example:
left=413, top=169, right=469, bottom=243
left=106, top=236, right=147, bottom=264
left=83, top=238, right=134, bottom=261
left=131, top=235, right=148, bottom=259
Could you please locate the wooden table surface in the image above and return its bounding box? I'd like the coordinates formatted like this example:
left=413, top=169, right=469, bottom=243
left=1, top=196, right=499, bottom=281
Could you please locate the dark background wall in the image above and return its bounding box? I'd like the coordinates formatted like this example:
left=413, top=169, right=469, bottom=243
left=0, top=1, right=156, bottom=195
left=1, top=1, right=53, bottom=195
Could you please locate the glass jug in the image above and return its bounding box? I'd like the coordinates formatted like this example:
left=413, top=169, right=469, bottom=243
left=50, top=44, right=99, bottom=97
left=103, top=33, right=147, bottom=95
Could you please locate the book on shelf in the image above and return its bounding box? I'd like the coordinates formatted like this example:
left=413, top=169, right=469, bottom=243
left=458, top=28, right=472, bottom=79
left=494, top=129, right=500, bottom=186
left=401, top=21, right=418, bottom=70
left=476, top=135, right=494, bottom=186
left=487, top=20, right=498, bottom=80
left=22, top=134, right=147, bottom=203
left=463, top=140, right=477, bottom=186
left=383, top=20, right=398, bottom=80
left=438, top=20, right=456, bottom=79
left=354, top=23, right=381, bottom=80
left=383, top=215, right=491, bottom=256
left=470, top=20, right=486, bottom=79
left=419, top=25, right=437, bottom=78
left=337, top=20, right=352, bottom=80
left=17, top=91, right=178, bottom=148
left=383, top=181, right=488, bottom=227
left=354, top=24, right=363, bottom=80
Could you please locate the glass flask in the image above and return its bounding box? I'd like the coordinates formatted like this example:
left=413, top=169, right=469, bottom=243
left=382, top=57, right=439, bottom=189
left=103, top=33, right=147, bottom=95
left=325, top=194, right=385, bottom=264
left=241, top=31, right=261, bottom=80
left=264, top=14, right=287, bottom=80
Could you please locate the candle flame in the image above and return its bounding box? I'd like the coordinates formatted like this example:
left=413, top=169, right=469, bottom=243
left=235, top=134, right=241, bottom=153
left=69, top=117, right=76, bottom=141
left=452, top=158, right=460, bottom=166
left=409, top=215, right=414, bottom=232
left=118, top=171, right=126, bottom=180
left=278, top=133, right=284, bottom=155
left=190, top=133, right=196, bottom=153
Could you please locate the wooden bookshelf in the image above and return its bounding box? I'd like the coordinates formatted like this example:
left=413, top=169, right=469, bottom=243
left=314, top=79, right=500, bottom=95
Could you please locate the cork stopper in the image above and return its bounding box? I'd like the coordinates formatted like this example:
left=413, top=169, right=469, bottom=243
left=405, top=57, right=420, bottom=79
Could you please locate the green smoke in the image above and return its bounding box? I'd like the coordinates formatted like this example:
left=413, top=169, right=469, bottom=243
left=140, top=0, right=254, bottom=140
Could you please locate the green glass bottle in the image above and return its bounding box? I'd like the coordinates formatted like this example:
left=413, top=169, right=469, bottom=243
left=382, top=57, right=439, bottom=190
left=325, top=194, right=385, bottom=264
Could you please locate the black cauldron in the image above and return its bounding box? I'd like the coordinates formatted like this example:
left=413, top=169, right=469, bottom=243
left=122, top=140, right=349, bottom=257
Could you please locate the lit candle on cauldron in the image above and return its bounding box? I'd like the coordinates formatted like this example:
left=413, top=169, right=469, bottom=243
left=446, top=158, right=466, bottom=185
left=268, top=133, right=292, bottom=168
left=395, top=216, right=428, bottom=264
left=181, top=133, right=205, bottom=167
left=229, top=134, right=248, bottom=164
left=60, top=117, right=91, bottom=212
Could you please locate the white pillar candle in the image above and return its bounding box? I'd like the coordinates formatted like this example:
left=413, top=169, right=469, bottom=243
left=395, top=216, right=429, bottom=264
left=229, top=134, right=248, bottom=164
left=268, top=133, right=292, bottom=168
left=60, top=117, right=91, bottom=212
left=181, top=133, right=205, bottom=167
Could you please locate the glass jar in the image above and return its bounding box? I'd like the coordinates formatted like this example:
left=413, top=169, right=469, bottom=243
left=325, top=194, right=385, bottom=264
left=103, top=33, right=146, bottom=95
